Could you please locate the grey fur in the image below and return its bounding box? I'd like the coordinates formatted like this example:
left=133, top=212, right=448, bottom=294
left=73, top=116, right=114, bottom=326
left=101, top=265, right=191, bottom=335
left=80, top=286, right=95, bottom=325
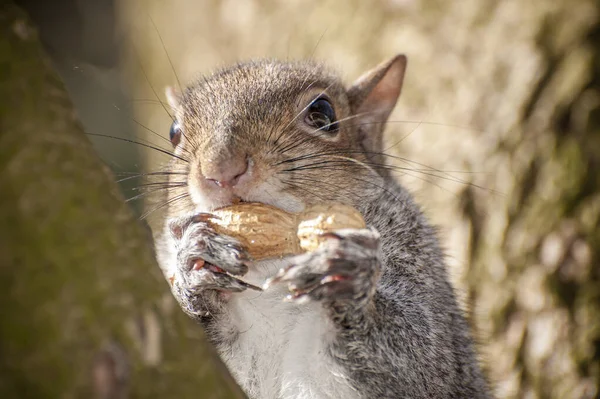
left=155, top=57, right=491, bottom=398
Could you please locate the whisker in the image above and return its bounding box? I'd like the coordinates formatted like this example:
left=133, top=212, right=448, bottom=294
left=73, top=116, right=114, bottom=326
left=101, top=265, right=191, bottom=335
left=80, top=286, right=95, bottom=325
left=288, top=160, right=464, bottom=185
left=147, top=13, right=183, bottom=92
left=131, top=118, right=194, bottom=158
left=345, top=175, right=402, bottom=203
left=115, top=171, right=187, bottom=184
left=341, top=120, right=486, bottom=134
left=274, top=112, right=375, bottom=155
left=281, top=155, right=499, bottom=196
left=140, top=192, right=188, bottom=220
left=86, top=132, right=189, bottom=163
left=289, top=164, right=442, bottom=200
left=129, top=99, right=169, bottom=105
left=131, top=44, right=175, bottom=121
left=383, top=120, right=422, bottom=152
left=280, top=161, right=400, bottom=202
left=131, top=118, right=175, bottom=147
left=281, top=181, right=328, bottom=202
left=308, top=28, right=328, bottom=60
left=307, top=111, right=378, bottom=136
left=290, top=170, right=401, bottom=203
left=285, top=176, right=362, bottom=204
left=372, top=154, right=503, bottom=196
left=126, top=185, right=186, bottom=203
left=327, top=155, right=380, bottom=179
left=131, top=181, right=187, bottom=190
left=284, top=175, right=349, bottom=196
left=297, top=75, right=319, bottom=98
left=275, top=147, right=500, bottom=194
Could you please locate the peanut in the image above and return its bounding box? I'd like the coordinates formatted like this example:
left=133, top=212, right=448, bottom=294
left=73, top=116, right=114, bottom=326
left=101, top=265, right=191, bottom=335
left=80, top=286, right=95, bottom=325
left=208, top=202, right=366, bottom=260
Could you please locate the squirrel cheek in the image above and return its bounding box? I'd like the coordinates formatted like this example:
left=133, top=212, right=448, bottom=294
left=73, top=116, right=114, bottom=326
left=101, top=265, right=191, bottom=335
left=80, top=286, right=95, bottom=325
left=185, top=172, right=227, bottom=210
left=188, top=180, right=229, bottom=207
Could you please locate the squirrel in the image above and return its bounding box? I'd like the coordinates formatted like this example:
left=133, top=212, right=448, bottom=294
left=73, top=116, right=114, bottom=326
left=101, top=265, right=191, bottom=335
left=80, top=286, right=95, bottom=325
left=153, top=55, right=491, bottom=398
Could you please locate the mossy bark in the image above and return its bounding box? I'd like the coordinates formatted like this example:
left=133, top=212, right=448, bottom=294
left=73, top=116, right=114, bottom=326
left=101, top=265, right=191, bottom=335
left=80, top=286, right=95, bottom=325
left=462, top=9, right=600, bottom=398
left=0, top=3, right=245, bottom=398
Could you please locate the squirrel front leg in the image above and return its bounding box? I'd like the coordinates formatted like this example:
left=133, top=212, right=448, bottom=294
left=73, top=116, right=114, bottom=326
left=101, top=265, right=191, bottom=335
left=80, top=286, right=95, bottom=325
left=164, top=212, right=256, bottom=324
left=270, top=226, right=490, bottom=398
left=266, top=228, right=381, bottom=322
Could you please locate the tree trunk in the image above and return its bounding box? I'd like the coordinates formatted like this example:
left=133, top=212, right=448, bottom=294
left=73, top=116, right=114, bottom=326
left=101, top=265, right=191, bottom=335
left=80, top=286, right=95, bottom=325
left=0, top=2, right=245, bottom=398
left=462, top=5, right=600, bottom=399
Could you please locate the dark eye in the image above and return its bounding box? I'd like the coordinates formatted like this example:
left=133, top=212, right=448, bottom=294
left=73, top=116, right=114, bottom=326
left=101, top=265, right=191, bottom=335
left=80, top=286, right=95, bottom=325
left=305, top=98, right=338, bottom=133
left=169, top=121, right=181, bottom=146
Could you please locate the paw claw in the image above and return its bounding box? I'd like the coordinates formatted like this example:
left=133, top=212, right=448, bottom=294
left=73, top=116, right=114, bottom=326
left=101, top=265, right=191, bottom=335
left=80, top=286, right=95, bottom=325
left=237, top=279, right=263, bottom=292
left=169, top=211, right=253, bottom=294
left=180, top=266, right=261, bottom=293
left=264, top=227, right=380, bottom=304
left=192, top=259, right=206, bottom=271
left=262, top=263, right=295, bottom=289
left=320, top=274, right=350, bottom=284
left=319, top=231, right=343, bottom=240
left=192, top=213, right=216, bottom=223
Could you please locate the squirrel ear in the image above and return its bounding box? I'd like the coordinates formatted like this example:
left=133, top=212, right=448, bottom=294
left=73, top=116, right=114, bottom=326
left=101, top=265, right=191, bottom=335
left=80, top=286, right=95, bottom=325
left=348, top=54, right=407, bottom=121
left=348, top=55, right=407, bottom=158
left=165, top=86, right=181, bottom=111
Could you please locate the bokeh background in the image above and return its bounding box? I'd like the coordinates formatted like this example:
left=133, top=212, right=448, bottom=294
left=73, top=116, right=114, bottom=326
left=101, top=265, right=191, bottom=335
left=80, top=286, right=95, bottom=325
left=14, top=0, right=600, bottom=398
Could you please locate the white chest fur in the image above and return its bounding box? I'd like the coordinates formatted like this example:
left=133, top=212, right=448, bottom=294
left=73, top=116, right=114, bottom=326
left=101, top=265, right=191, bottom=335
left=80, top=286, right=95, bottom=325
left=215, top=260, right=360, bottom=399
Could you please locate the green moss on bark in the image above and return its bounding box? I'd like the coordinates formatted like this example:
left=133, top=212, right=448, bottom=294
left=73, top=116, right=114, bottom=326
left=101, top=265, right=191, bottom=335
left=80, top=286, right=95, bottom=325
left=0, top=3, right=245, bottom=398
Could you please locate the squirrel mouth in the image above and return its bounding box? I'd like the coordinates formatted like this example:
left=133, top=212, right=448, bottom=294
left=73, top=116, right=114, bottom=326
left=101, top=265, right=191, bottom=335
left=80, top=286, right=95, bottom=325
left=232, top=195, right=259, bottom=205
left=232, top=196, right=245, bottom=204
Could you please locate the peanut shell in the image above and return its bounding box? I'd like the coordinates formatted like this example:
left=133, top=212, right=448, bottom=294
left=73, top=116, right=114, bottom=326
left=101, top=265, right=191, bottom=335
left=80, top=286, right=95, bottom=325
left=209, top=202, right=366, bottom=260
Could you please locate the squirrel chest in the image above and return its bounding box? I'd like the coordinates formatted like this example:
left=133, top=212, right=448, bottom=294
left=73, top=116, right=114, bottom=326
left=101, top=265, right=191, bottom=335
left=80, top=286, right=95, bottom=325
left=215, top=259, right=360, bottom=399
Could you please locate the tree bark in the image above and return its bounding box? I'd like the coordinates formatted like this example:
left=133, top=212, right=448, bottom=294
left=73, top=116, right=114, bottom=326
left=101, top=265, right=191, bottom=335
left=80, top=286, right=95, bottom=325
left=0, top=2, right=245, bottom=398
left=463, top=6, right=600, bottom=398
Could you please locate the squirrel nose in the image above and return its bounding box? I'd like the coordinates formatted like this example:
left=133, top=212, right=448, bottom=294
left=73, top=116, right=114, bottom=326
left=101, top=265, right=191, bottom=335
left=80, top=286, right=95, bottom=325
left=203, top=156, right=249, bottom=188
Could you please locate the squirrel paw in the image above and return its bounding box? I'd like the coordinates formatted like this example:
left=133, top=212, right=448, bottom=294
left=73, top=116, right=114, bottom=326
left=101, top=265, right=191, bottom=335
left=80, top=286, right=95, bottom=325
left=168, top=213, right=259, bottom=293
left=265, top=228, right=380, bottom=304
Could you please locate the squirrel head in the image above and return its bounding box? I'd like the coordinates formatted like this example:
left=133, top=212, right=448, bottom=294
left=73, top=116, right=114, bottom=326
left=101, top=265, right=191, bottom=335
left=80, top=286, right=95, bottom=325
left=164, top=55, right=407, bottom=214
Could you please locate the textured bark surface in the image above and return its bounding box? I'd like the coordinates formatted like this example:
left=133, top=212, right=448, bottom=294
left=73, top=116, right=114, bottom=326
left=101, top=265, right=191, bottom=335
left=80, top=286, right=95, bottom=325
left=0, top=3, right=245, bottom=398
left=121, top=1, right=599, bottom=398
left=461, top=5, right=600, bottom=398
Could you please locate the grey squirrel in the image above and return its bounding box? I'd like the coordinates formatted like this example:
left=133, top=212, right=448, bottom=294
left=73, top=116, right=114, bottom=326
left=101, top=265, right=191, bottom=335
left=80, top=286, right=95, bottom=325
left=154, top=55, right=491, bottom=398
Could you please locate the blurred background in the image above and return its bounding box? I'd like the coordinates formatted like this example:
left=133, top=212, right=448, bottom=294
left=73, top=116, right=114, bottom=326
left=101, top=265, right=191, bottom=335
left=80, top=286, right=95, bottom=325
left=15, top=0, right=600, bottom=398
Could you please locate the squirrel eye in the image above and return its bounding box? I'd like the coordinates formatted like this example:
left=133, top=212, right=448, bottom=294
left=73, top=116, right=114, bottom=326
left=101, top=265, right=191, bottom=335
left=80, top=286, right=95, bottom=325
left=169, top=121, right=181, bottom=146
left=305, top=98, right=338, bottom=133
